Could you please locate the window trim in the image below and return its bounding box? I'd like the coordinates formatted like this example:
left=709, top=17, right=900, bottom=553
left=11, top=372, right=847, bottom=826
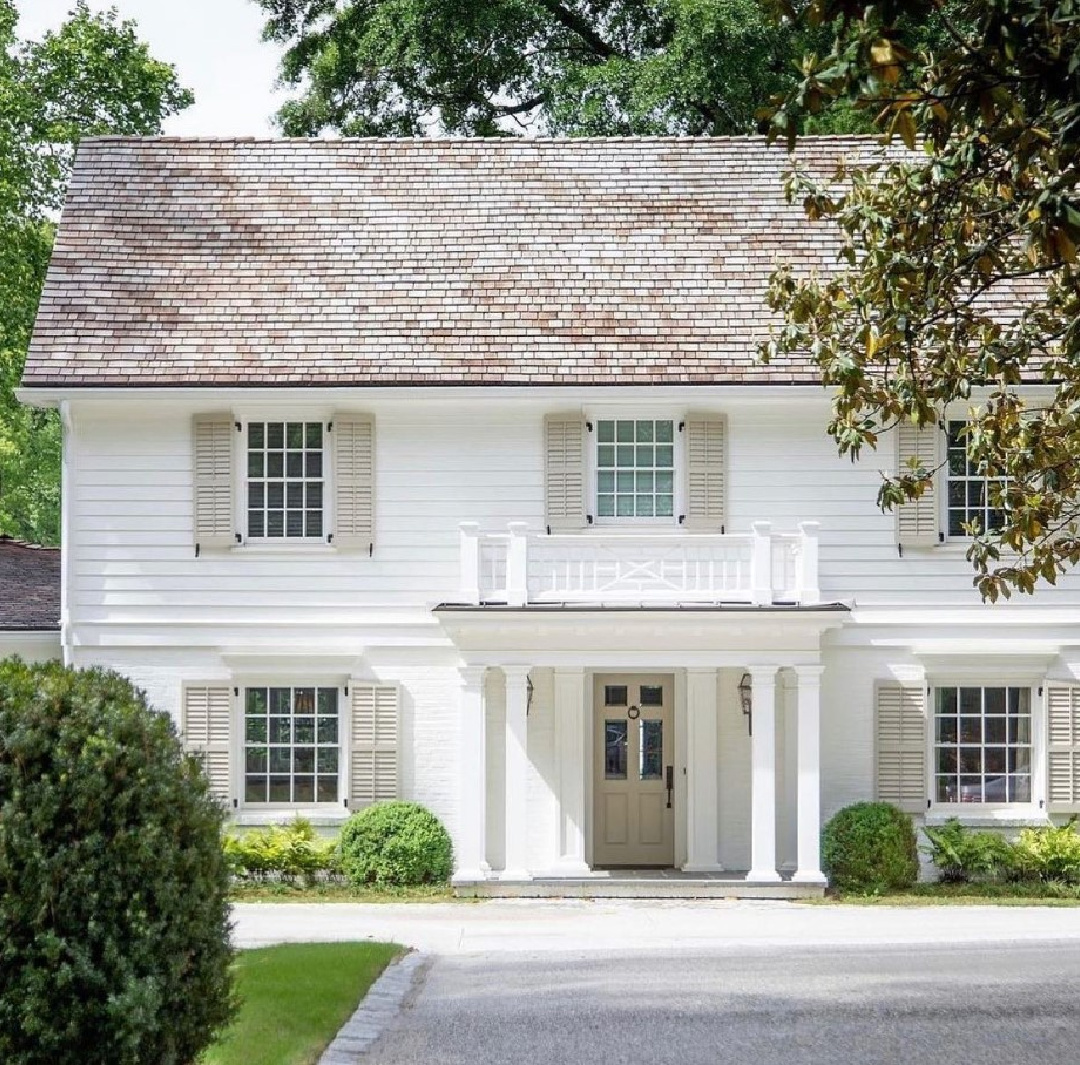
left=585, top=407, right=685, bottom=528
left=943, top=419, right=1009, bottom=543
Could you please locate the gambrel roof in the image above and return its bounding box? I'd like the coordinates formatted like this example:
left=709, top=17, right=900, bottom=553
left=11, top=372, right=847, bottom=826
left=0, top=538, right=61, bottom=630
left=25, top=135, right=885, bottom=389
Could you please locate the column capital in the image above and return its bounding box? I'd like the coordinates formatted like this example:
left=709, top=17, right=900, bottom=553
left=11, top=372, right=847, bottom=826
left=746, top=664, right=780, bottom=684
left=793, top=663, right=826, bottom=682
left=459, top=663, right=489, bottom=688
left=502, top=663, right=533, bottom=683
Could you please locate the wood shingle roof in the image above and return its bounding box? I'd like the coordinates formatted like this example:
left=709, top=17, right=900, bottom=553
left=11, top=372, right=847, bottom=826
left=25, top=135, right=886, bottom=389
left=0, top=538, right=60, bottom=631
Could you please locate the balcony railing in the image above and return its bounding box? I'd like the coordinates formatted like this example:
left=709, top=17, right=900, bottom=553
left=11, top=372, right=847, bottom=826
left=458, top=521, right=820, bottom=607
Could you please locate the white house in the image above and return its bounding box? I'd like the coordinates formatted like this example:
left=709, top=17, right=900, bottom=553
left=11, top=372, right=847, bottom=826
left=19, top=136, right=1080, bottom=895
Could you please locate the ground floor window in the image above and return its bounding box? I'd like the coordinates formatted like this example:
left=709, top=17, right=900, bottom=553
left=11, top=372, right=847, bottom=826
left=244, top=686, right=340, bottom=803
left=934, top=685, right=1031, bottom=803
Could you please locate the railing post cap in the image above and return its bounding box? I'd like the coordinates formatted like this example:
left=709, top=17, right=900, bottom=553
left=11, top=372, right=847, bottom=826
left=507, top=521, right=529, bottom=535
left=751, top=520, right=772, bottom=536
left=459, top=521, right=480, bottom=533
left=798, top=521, right=821, bottom=536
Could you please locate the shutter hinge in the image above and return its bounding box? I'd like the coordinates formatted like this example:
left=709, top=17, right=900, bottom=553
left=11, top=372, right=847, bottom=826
left=234, top=687, right=239, bottom=697
left=586, top=421, right=593, bottom=432
left=233, top=798, right=238, bottom=809
left=897, top=543, right=904, bottom=558
left=938, top=532, right=945, bottom=544
left=679, top=421, right=685, bottom=432
left=586, top=514, right=594, bottom=525
left=235, top=422, right=241, bottom=432
left=195, top=543, right=201, bottom=558
left=927, top=799, right=931, bottom=810
left=234, top=533, right=242, bottom=544
left=1039, top=686, right=1044, bottom=696
left=546, top=524, right=552, bottom=535
left=344, top=685, right=349, bottom=697
left=369, top=543, right=374, bottom=557
left=344, top=798, right=349, bottom=809
left=721, top=524, right=725, bottom=535
left=328, top=533, right=334, bottom=544
left=679, top=515, right=685, bottom=525
left=328, top=421, right=333, bottom=431
left=1040, top=799, right=1045, bottom=809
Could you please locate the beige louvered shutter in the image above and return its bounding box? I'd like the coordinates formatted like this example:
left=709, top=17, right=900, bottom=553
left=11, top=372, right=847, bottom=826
left=1047, top=686, right=1080, bottom=810
left=683, top=414, right=726, bottom=532
left=193, top=414, right=235, bottom=553
left=896, top=422, right=941, bottom=549
left=350, top=684, right=399, bottom=809
left=544, top=414, right=586, bottom=532
left=333, top=415, right=375, bottom=552
left=182, top=684, right=232, bottom=804
left=875, top=684, right=927, bottom=813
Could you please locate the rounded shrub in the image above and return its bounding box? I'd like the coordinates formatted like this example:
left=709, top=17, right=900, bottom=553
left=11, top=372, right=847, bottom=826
left=0, top=659, right=235, bottom=1065
left=822, top=801, right=919, bottom=895
left=339, top=800, right=453, bottom=886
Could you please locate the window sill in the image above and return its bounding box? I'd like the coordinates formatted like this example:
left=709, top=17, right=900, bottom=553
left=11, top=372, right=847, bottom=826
left=233, top=807, right=350, bottom=828
left=925, top=807, right=1049, bottom=829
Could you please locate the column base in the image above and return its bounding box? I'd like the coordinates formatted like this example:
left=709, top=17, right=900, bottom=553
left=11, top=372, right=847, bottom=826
left=499, top=868, right=533, bottom=882
left=452, top=868, right=489, bottom=884
left=790, top=870, right=827, bottom=885
left=746, top=868, right=783, bottom=883
left=681, top=863, right=726, bottom=873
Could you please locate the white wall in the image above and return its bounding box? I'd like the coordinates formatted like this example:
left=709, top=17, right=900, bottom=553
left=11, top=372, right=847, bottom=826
left=0, top=631, right=61, bottom=663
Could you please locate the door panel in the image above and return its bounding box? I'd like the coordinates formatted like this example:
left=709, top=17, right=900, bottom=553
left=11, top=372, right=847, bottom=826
left=593, top=674, right=675, bottom=867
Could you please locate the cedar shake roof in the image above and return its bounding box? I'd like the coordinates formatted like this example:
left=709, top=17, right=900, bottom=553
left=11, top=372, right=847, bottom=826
left=25, top=135, right=889, bottom=388
left=0, top=538, right=61, bottom=630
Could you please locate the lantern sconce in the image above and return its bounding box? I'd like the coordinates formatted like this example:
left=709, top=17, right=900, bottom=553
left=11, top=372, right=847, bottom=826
left=738, top=672, right=753, bottom=736
left=526, top=675, right=534, bottom=714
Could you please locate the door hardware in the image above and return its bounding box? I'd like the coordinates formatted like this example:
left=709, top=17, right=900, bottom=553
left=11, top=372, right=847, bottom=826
left=665, top=765, right=674, bottom=809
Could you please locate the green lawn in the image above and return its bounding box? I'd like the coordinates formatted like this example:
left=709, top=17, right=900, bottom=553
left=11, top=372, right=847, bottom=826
left=811, top=881, right=1080, bottom=906
left=201, top=942, right=403, bottom=1065
left=230, top=882, right=457, bottom=903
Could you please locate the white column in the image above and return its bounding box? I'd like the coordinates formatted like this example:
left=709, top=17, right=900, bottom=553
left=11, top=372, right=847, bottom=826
left=452, top=665, right=488, bottom=883
left=747, top=665, right=781, bottom=882
left=502, top=665, right=532, bottom=880
left=553, top=668, right=590, bottom=874
left=683, top=668, right=722, bottom=871
left=792, top=664, right=827, bottom=884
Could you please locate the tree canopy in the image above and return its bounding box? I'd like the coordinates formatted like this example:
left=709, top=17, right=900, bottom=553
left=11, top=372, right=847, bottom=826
left=763, top=0, right=1080, bottom=600
left=0, top=1, right=192, bottom=544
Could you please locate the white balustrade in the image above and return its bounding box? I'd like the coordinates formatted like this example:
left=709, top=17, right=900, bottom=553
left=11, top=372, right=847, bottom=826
left=462, top=522, right=821, bottom=606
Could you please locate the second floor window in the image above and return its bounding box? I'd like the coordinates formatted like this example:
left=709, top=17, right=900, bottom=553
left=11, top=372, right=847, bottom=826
left=596, top=419, right=675, bottom=520
left=247, top=421, right=324, bottom=539
left=946, top=421, right=1007, bottom=538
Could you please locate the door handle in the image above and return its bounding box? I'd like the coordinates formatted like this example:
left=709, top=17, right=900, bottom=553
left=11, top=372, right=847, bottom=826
left=665, top=765, right=674, bottom=809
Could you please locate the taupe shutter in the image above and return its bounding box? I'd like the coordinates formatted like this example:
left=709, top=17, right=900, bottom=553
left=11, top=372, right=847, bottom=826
left=875, top=684, right=927, bottom=813
left=896, top=421, right=940, bottom=548
left=182, top=684, right=232, bottom=803
left=333, top=415, right=375, bottom=552
left=350, top=684, right=399, bottom=808
left=193, top=414, right=235, bottom=553
left=544, top=414, right=586, bottom=532
left=683, top=414, right=726, bottom=532
left=1047, top=686, right=1080, bottom=810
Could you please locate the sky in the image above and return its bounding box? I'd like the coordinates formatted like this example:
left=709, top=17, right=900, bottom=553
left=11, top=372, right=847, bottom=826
left=15, top=0, right=284, bottom=136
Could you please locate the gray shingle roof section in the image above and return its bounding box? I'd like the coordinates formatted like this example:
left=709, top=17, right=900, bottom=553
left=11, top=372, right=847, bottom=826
left=0, top=538, right=61, bottom=630
left=25, top=135, right=884, bottom=388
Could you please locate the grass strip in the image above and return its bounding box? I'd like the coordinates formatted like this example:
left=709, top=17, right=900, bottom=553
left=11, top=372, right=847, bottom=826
left=230, top=882, right=457, bottom=904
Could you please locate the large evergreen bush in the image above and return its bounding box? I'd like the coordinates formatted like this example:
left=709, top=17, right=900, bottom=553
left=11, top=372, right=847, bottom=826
left=0, top=659, right=235, bottom=1065
left=339, top=800, right=453, bottom=886
left=822, top=801, right=919, bottom=895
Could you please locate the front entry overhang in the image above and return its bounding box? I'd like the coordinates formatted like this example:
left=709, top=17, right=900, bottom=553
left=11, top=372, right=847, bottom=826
left=433, top=602, right=849, bottom=667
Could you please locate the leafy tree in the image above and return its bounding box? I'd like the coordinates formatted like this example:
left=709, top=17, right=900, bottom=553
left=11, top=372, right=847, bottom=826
left=763, top=0, right=1080, bottom=600
left=0, top=2, right=192, bottom=544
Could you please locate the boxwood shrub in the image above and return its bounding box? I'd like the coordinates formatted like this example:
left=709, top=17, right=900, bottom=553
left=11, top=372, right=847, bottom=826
left=339, top=800, right=453, bottom=886
left=822, top=801, right=919, bottom=894
left=0, top=659, right=235, bottom=1065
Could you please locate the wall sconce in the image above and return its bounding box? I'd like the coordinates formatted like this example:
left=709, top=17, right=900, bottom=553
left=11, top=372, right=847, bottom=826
left=738, top=671, right=753, bottom=735
left=526, top=675, right=534, bottom=714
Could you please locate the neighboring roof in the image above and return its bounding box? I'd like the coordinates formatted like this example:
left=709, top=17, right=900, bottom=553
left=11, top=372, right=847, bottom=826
left=24, top=135, right=900, bottom=389
left=0, top=538, right=61, bottom=630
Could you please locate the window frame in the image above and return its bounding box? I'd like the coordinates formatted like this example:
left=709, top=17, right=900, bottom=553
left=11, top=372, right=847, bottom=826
left=586, top=408, right=685, bottom=528
left=943, top=419, right=1009, bottom=542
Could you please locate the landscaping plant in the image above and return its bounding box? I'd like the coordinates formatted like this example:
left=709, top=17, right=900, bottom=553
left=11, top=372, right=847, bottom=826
left=0, top=659, right=234, bottom=1065
left=338, top=800, right=453, bottom=886
left=822, top=801, right=919, bottom=894
left=922, top=819, right=1015, bottom=883
left=224, top=818, right=339, bottom=884
left=1012, top=819, right=1080, bottom=884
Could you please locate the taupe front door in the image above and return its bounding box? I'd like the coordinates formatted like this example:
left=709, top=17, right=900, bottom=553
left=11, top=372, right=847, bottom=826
left=593, top=674, right=675, bottom=867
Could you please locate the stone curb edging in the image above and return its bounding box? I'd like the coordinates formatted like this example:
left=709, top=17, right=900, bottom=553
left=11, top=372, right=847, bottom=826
left=318, top=951, right=427, bottom=1064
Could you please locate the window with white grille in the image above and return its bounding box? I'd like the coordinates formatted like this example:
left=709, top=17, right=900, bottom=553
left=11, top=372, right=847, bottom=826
left=946, top=421, right=1007, bottom=539
left=247, top=421, right=325, bottom=539
left=595, top=419, right=675, bottom=520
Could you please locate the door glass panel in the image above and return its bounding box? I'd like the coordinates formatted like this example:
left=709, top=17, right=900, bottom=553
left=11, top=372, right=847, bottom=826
left=639, top=685, right=663, bottom=707
left=604, top=685, right=628, bottom=707
left=605, top=721, right=628, bottom=779
left=639, top=719, right=663, bottom=780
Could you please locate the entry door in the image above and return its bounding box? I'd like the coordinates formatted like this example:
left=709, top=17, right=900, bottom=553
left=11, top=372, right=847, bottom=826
left=593, top=674, right=675, bottom=867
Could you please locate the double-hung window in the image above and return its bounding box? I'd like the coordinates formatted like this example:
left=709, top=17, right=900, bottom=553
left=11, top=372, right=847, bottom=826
left=945, top=421, right=1007, bottom=538
left=595, top=419, right=675, bottom=521
left=934, top=685, right=1032, bottom=803
left=246, top=421, right=325, bottom=540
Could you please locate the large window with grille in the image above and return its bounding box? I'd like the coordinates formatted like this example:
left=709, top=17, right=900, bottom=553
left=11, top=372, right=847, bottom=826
left=244, top=686, right=340, bottom=804
left=596, top=419, right=675, bottom=520
left=247, top=421, right=324, bottom=539
left=934, top=685, right=1031, bottom=803
left=946, top=421, right=1007, bottom=538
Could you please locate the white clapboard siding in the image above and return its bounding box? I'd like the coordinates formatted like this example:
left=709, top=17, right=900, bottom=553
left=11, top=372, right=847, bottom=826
left=192, top=414, right=235, bottom=553
left=333, top=415, right=375, bottom=551
left=350, top=684, right=399, bottom=808
left=1048, top=686, right=1080, bottom=809
left=896, top=422, right=940, bottom=549
left=182, top=684, right=232, bottom=803
left=875, top=684, right=926, bottom=813
left=544, top=414, right=586, bottom=532
left=683, top=414, right=726, bottom=531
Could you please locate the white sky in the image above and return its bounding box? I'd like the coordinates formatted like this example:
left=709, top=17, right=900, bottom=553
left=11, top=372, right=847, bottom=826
left=15, top=0, right=284, bottom=136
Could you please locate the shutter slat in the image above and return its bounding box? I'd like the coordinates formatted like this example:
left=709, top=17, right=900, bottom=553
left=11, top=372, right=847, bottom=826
left=897, top=422, right=940, bottom=548
left=876, top=684, right=926, bottom=813
left=350, top=683, right=399, bottom=808
left=183, top=685, right=231, bottom=803
left=334, top=415, right=375, bottom=551
left=684, top=414, right=726, bottom=531
left=193, top=415, right=234, bottom=552
left=544, top=414, right=586, bottom=532
left=1047, top=686, right=1080, bottom=809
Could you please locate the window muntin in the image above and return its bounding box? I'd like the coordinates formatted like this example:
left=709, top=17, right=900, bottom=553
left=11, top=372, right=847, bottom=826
left=596, top=419, right=675, bottom=520
left=946, top=421, right=1007, bottom=538
left=934, top=686, right=1031, bottom=804
left=247, top=421, right=324, bottom=539
left=244, top=686, right=340, bottom=804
